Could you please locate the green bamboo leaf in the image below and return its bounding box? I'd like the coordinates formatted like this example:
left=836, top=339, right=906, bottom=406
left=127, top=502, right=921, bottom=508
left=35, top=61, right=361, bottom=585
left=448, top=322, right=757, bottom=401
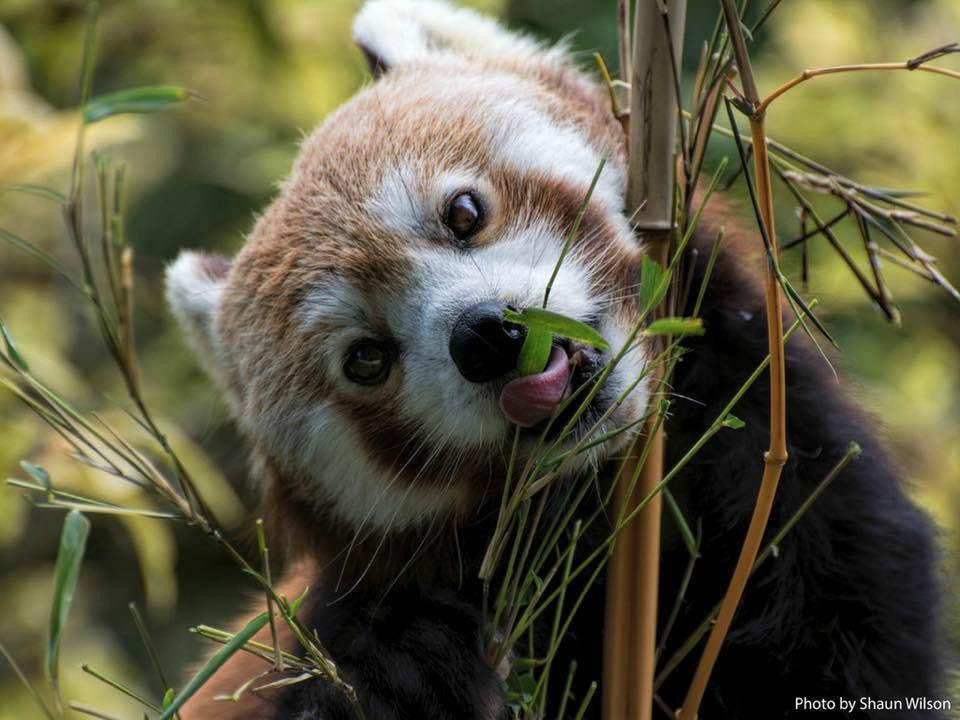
left=722, top=414, right=746, bottom=430
left=639, top=255, right=671, bottom=312
left=80, top=663, right=160, bottom=712
left=159, top=612, right=270, bottom=720
left=19, top=461, right=52, bottom=499
left=2, top=183, right=67, bottom=205
left=663, top=488, right=697, bottom=557
left=286, top=586, right=310, bottom=615
left=863, top=186, right=926, bottom=199
left=83, top=86, right=189, bottom=124
left=516, top=328, right=553, bottom=376
left=779, top=281, right=839, bottom=381
left=48, top=510, right=90, bottom=683
left=162, top=688, right=174, bottom=709
left=643, top=317, right=704, bottom=337
left=779, top=274, right=838, bottom=348
left=503, top=307, right=610, bottom=351
left=0, top=319, right=29, bottom=371
left=0, top=227, right=86, bottom=294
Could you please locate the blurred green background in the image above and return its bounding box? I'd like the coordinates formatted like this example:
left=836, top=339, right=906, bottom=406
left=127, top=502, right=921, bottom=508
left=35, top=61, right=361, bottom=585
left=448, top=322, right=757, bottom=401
left=0, top=1, right=957, bottom=717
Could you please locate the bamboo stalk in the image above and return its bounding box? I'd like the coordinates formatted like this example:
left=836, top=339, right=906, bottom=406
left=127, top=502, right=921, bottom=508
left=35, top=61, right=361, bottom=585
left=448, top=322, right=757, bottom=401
left=678, top=3, right=788, bottom=716
left=604, top=2, right=686, bottom=719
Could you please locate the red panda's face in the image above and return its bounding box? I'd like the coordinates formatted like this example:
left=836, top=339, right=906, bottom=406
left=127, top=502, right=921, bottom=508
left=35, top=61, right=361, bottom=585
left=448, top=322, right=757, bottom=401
left=167, top=0, right=650, bottom=534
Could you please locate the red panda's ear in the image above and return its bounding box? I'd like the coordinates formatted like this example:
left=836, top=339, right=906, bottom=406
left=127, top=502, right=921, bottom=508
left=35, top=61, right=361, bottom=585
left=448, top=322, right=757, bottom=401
left=353, top=0, right=549, bottom=76
left=165, top=251, right=235, bottom=399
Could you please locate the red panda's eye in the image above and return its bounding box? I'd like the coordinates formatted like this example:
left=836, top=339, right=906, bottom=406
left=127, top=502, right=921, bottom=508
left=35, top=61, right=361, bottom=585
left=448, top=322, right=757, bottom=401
left=444, top=192, right=482, bottom=240
left=344, top=342, right=392, bottom=385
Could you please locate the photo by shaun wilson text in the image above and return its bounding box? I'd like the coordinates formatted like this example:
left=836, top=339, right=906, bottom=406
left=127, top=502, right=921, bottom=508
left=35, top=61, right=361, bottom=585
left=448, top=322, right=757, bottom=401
left=796, top=697, right=952, bottom=713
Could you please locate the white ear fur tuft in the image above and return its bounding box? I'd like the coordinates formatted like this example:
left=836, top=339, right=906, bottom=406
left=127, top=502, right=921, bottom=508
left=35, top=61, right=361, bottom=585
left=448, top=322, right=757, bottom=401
left=353, top=0, right=553, bottom=73
left=165, top=250, right=233, bottom=394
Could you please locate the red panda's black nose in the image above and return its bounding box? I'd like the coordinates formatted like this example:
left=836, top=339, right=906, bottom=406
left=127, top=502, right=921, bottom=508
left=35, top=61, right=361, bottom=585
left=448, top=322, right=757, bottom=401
left=449, top=301, right=526, bottom=383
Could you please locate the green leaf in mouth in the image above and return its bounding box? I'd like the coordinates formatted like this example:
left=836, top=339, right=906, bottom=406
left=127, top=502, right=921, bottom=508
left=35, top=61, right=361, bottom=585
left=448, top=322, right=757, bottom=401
left=505, top=307, right=611, bottom=377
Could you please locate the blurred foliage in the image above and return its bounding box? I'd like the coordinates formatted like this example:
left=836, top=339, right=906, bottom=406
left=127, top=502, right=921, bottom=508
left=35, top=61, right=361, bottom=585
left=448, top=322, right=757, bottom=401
left=0, top=0, right=956, bottom=716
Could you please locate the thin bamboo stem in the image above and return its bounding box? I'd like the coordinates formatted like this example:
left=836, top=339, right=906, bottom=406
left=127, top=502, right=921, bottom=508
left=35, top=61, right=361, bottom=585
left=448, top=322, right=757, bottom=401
left=678, top=2, right=788, bottom=716
left=759, top=62, right=960, bottom=114
left=625, top=419, right=664, bottom=719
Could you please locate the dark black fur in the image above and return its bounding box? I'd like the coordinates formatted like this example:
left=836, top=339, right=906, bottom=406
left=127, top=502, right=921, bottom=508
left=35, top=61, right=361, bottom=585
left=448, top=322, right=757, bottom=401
left=275, top=228, right=946, bottom=719
left=653, top=227, right=945, bottom=718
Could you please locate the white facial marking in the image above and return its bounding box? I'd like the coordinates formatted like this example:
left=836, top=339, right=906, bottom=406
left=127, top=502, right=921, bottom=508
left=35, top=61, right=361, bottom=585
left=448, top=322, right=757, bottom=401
left=488, top=107, right=623, bottom=210
left=297, top=404, right=469, bottom=532
left=365, top=164, right=423, bottom=237
left=365, top=166, right=487, bottom=241
left=254, top=397, right=469, bottom=533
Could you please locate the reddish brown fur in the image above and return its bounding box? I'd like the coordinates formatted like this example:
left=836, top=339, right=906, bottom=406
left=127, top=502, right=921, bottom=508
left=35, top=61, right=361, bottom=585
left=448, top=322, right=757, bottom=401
left=180, top=561, right=319, bottom=720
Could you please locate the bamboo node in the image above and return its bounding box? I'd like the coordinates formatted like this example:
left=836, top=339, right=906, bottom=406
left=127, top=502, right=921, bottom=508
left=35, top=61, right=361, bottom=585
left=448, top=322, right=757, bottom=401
left=763, top=450, right=788, bottom=467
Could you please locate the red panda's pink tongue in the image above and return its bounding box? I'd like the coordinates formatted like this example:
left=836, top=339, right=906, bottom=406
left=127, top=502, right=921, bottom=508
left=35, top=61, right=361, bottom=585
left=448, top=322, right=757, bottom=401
left=499, top=346, right=571, bottom=427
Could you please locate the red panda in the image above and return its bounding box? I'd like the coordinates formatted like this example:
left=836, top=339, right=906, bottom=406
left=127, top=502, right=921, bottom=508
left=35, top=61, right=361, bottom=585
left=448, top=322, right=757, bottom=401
left=165, top=1, right=946, bottom=718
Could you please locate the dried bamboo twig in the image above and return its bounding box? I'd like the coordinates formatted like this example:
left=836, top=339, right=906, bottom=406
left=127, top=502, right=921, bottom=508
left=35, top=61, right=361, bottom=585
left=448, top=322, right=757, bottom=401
left=758, top=59, right=960, bottom=114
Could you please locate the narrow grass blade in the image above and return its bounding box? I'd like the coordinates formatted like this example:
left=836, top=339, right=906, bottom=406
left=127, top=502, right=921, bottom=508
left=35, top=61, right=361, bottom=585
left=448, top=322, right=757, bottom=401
left=256, top=518, right=282, bottom=672
left=671, top=156, right=729, bottom=270
left=68, top=702, right=126, bottom=720
left=47, top=510, right=90, bottom=691
left=0, top=228, right=86, bottom=294
left=573, top=682, right=597, bottom=720
left=504, top=307, right=609, bottom=350
left=780, top=258, right=840, bottom=350
left=80, top=664, right=161, bottom=712
left=129, top=602, right=175, bottom=709
left=0, top=640, right=56, bottom=720
left=778, top=275, right=840, bottom=381
left=692, top=229, right=724, bottom=318
left=663, top=488, right=697, bottom=556
left=554, top=661, right=577, bottom=720
left=159, top=612, right=270, bottom=720
left=543, top=157, right=606, bottom=308
left=285, top=585, right=310, bottom=615
left=2, top=183, right=67, bottom=205
left=1, top=319, right=29, bottom=371
left=83, top=86, right=189, bottom=124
